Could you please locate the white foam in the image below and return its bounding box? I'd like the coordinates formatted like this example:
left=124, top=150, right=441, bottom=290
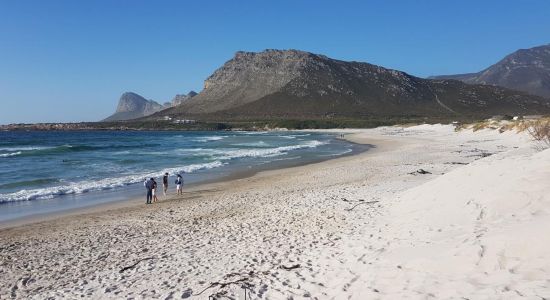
left=235, top=131, right=269, bottom=135
left=220, top=140, right=327, bottom=160
left=176, top=140, right=326, bottom=160
left=0, top=146, right=52, bottom=151
left=279, top=133, right=311, bottom=139
left=192, top=136, right=227, bottom=142
left=0, top=151, right=22, bottom=158
left=0, top=161, right=224, bottom=203
left=231, top=141, right=269, bottom=147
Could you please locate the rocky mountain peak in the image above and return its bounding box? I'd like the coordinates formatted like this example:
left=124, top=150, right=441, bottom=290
left=187, top=49, right=338, bottom=113
left=116, top=92, right=150, bottom=112
left=103, top=92, right=164, bottom=121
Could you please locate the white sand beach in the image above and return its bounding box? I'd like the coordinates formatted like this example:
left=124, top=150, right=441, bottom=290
left=1, top=124, right=549, bottom=299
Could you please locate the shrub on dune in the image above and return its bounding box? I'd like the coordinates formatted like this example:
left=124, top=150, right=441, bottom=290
left=527, top=119, right=550, bottom=148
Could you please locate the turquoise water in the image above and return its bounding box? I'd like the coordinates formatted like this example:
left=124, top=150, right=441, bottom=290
left=0, top=130, right=364, bottom=222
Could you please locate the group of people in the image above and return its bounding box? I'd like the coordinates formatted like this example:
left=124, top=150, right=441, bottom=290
left=144, top=173, right=184, bottom=204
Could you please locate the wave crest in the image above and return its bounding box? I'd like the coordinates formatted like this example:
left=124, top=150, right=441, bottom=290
left=0, top=151, right=22, bottom=158
left=0, top=161, right=224, bottom=203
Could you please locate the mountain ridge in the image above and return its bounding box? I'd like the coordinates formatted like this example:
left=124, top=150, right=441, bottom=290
left=431, top=44, right=550, bottom=98
left=155, top=49, right=550, bottom=120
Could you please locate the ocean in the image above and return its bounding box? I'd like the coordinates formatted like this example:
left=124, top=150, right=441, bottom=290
left=0, top=130, right=365, bottom=222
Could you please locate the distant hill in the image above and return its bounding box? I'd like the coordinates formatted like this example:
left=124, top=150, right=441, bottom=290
left=432, top=44, right=550, bottom=98
left=155, top=49, right=550, bottom=120
left=103, top=92, right=167, bottom=121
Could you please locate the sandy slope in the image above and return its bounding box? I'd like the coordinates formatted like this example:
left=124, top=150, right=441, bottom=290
left=0, top=125, right=548, bottom=299
left=318, top=128, right=550, bottom=299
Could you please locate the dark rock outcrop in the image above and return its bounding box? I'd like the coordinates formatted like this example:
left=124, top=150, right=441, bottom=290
left=157, top=49, right=550, bottom=120
left=103, top=92, right=165, bottom=121
left=432, top=44, right=550, bottom=98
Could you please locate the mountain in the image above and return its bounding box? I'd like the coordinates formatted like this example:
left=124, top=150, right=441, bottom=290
left=431, top=44, right=550, bottom=98
left=171, top=91, right=198, bottom=106
left=156, top=49, right=550, bottom=120
left=103, top=92, right=165, bottom=121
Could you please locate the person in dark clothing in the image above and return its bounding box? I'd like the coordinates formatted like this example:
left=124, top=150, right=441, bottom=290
left=162, top=173, right=169, bottom=196
left=145, top=177, right=154, bottom=204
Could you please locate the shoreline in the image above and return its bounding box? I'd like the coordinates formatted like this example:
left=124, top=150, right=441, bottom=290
left=2, top=125, right=548, bottom=299
left=0, top=132, right=371, bottom=230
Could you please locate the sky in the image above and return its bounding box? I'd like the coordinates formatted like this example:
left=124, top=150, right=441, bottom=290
left=1, top=0, right=549, bottom=124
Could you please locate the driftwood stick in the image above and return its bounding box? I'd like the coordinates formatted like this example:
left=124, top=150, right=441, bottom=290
left=119, top=257, right=154, bottom=273
left=196, top=270, right=262, bottom=297
left=280, top=264, right=301, bottom=271
left=408, top=169, right=432, bottom=175
left=346, top=200, right=379, bottom=211
left=195, top=278, right=250, bottom=296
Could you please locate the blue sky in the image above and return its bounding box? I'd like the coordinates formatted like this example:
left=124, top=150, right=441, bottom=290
left=1, top=0, right=549, bottom=124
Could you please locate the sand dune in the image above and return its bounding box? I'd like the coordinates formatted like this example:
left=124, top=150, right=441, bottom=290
left=1, top=124, right=548, bottom=299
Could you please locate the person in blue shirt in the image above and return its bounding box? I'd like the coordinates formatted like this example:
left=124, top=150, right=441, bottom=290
left=145, top=177, right=155, bottom=204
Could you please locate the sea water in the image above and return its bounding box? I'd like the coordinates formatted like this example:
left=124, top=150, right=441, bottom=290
left=0, top=130, right=366, bottom=222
